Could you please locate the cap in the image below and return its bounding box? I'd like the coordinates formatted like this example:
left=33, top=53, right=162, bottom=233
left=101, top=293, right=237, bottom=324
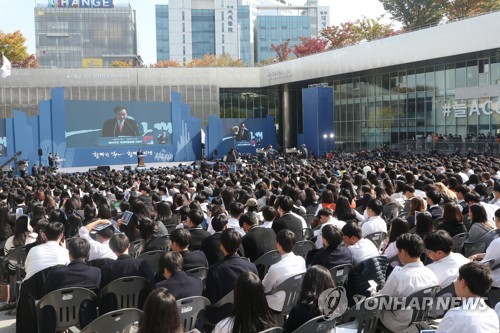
left=246, top=198, right=258, bottom=207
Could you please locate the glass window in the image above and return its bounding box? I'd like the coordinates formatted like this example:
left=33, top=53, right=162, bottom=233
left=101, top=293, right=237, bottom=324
left=466, top=60, right=478, bottom=87
left=456, top=62, right=466, bottom=88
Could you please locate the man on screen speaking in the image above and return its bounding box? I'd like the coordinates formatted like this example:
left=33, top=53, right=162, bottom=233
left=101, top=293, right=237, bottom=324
left=101, top=106, right=140, bottom=137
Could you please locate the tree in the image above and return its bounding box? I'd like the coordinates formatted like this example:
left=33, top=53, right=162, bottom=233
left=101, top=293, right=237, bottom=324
left=445, top=0, right=500, bottom=20
left=292, top=37, right=329, bottom=58
left=353, top=16, right=395, bottom=41
left=186, top=54, right=245, bottom=67
left=320, top=22, right=361, bottom=49
left=0, top=30, right=29, bottom=62
left=111, top=60, right=133, bottom=68
left=379, top=0, right=447, bottom=30
left=150, top=60, right=181, bottom=68
left=271, top=39, right=293, bottom=62
left=12, top=54, right=39, bottom=68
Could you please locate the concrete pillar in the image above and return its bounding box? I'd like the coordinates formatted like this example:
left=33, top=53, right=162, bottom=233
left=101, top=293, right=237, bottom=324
left=282, top=83, right=291, bottom=148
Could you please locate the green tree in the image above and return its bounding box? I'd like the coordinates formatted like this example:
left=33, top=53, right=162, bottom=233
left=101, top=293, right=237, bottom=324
left=353, top=16, right=395, bottom=41
left=379, top=0, right=447, bottom=30
left=445, top=0, right=500, bottom=20
left=271, top=39, right=293, bottom=62
left=0, top=30, right=29, bottom=62
left=292, top=37, right=329, bottom=58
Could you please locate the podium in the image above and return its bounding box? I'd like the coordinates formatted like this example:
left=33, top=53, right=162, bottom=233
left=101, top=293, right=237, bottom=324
left=137, top=154, right=146, bottom=167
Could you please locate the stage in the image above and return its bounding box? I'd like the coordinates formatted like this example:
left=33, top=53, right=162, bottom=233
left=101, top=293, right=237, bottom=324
left=58, top=161, right=195, bottom=174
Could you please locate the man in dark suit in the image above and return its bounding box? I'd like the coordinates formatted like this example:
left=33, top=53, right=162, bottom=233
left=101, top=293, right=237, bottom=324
left=188, top=209, right=210, bottom=251
left=309, top=224, right=353, bottom=269
left=171, top=228, right=208, bottom=271
left=272, top=195, right=304, bottom=241
left=426, top=190, right=443, bottom=220
left=100, top=234, right=154, bottom=288
left=235, top=122, right=250, bottom=141
left=155, top=252, right=203, bottom=300
left=101, top=106, right=140, bottom=137
left=41, top=238, right=101, bottom=332
left=204, top=229, right=258, bottom=325
left=44, top=238, right=101, bottom=294
left=202, top=214, right=228, bottom=266
left=240, top=212, right=276, bottom=262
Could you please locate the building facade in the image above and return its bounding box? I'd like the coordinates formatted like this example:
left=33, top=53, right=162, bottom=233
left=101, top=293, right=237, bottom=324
left=35, top=1, right=138, bottom=68
left=2, top=11, right=500, bottom=154
left=155, top=0, right=328, bottom=65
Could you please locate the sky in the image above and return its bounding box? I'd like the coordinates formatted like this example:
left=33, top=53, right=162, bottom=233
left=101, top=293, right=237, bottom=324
left=0, top=0, right=388, bottom=65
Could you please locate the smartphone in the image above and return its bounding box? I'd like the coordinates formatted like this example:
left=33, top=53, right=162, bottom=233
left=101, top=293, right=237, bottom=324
left=121, top=211, right=133, bottom=226
left=16, top=208, right=23, bottom=219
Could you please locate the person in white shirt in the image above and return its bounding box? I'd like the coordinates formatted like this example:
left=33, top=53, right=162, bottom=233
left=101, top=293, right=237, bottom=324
left=361, top=199, right=388, bottom=238
left=341, top=223, right=379, bottom=266
left=379, top=233, right=439, bottom=333
left=437, top=262, right=499, bottom=333
left=262, top=229, right=306, bottom=312
left=424, top=230, right=470, bottom=318
left=488, top=183, right=500, bottom=207
left=314, top=208, right=345, bottom=249
left=425, top=230, right=470, bottom=288
left=78, top=219, right=117, bottom=261
left=227, top=202, right=246, bottom=236
left=470, top=208, right=500, bottom=288
left=261, top=206, right=277, bottom=229
left=24, top=222, right=70, bottom=281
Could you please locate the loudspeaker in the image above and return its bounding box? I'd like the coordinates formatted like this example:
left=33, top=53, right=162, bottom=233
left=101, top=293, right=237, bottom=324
left=97, top=166, right=111, bottom=171
left=124, top=166, right=132, bottom=171
left=201, top=143, right=206, bottom=149
left=38, top=148, right=43, bottom=157
left=213, top=149, right=218, bottom=156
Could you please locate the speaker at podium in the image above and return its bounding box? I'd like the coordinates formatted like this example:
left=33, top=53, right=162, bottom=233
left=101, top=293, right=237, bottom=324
left=137, top=154, right=146, bottom=167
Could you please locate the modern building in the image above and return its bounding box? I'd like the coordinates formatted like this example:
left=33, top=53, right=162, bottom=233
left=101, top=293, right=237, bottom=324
left=155, top=0, right=328, bottom=65
left=35, top=0, right=138, bottom=68
left=1, top=10, right=500, bottom=155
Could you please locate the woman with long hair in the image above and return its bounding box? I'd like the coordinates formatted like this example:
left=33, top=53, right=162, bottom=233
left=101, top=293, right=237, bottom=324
left=214, top=272, right=276, bottom=333
left=0, top=203, right=13, bottom=242
left=314, top=189, right=336, bottom=216
left=467, top=204, right=493, bottom=243
left=383, top=218, right=410, bottom=260
left=437, top=203, right=467, bottom=237
left=335, top=196, right=364, bottom=223
left=434, top=182, right=458, bottom=204
left=374, top=186, right=392, bottom=206
left=406, top=197, right=425, bottom=229
left=412, top=211, right=435, bottom=240
left=156, top=201, right=178, bottom=229
left=138, top=288, right=183, bottom=333
left=282, top=265, right=335, bottom=333
left=302, top=188, right=318, bottom=210
left=4, top=215, right=37, bottom=256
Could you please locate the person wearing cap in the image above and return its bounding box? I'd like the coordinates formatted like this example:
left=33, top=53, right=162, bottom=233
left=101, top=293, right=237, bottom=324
left=78, top=219, right=118, bottom=261
left=240, top=212, right=276, bottom=262
left=245, top=197, right=263, bottom=222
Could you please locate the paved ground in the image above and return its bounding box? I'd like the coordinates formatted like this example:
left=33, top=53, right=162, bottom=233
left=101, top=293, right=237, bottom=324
left=0, top=307, right=16, bottom=333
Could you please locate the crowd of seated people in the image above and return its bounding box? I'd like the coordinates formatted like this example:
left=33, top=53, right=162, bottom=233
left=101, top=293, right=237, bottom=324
left=0, top=150, right=499, bottom=332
